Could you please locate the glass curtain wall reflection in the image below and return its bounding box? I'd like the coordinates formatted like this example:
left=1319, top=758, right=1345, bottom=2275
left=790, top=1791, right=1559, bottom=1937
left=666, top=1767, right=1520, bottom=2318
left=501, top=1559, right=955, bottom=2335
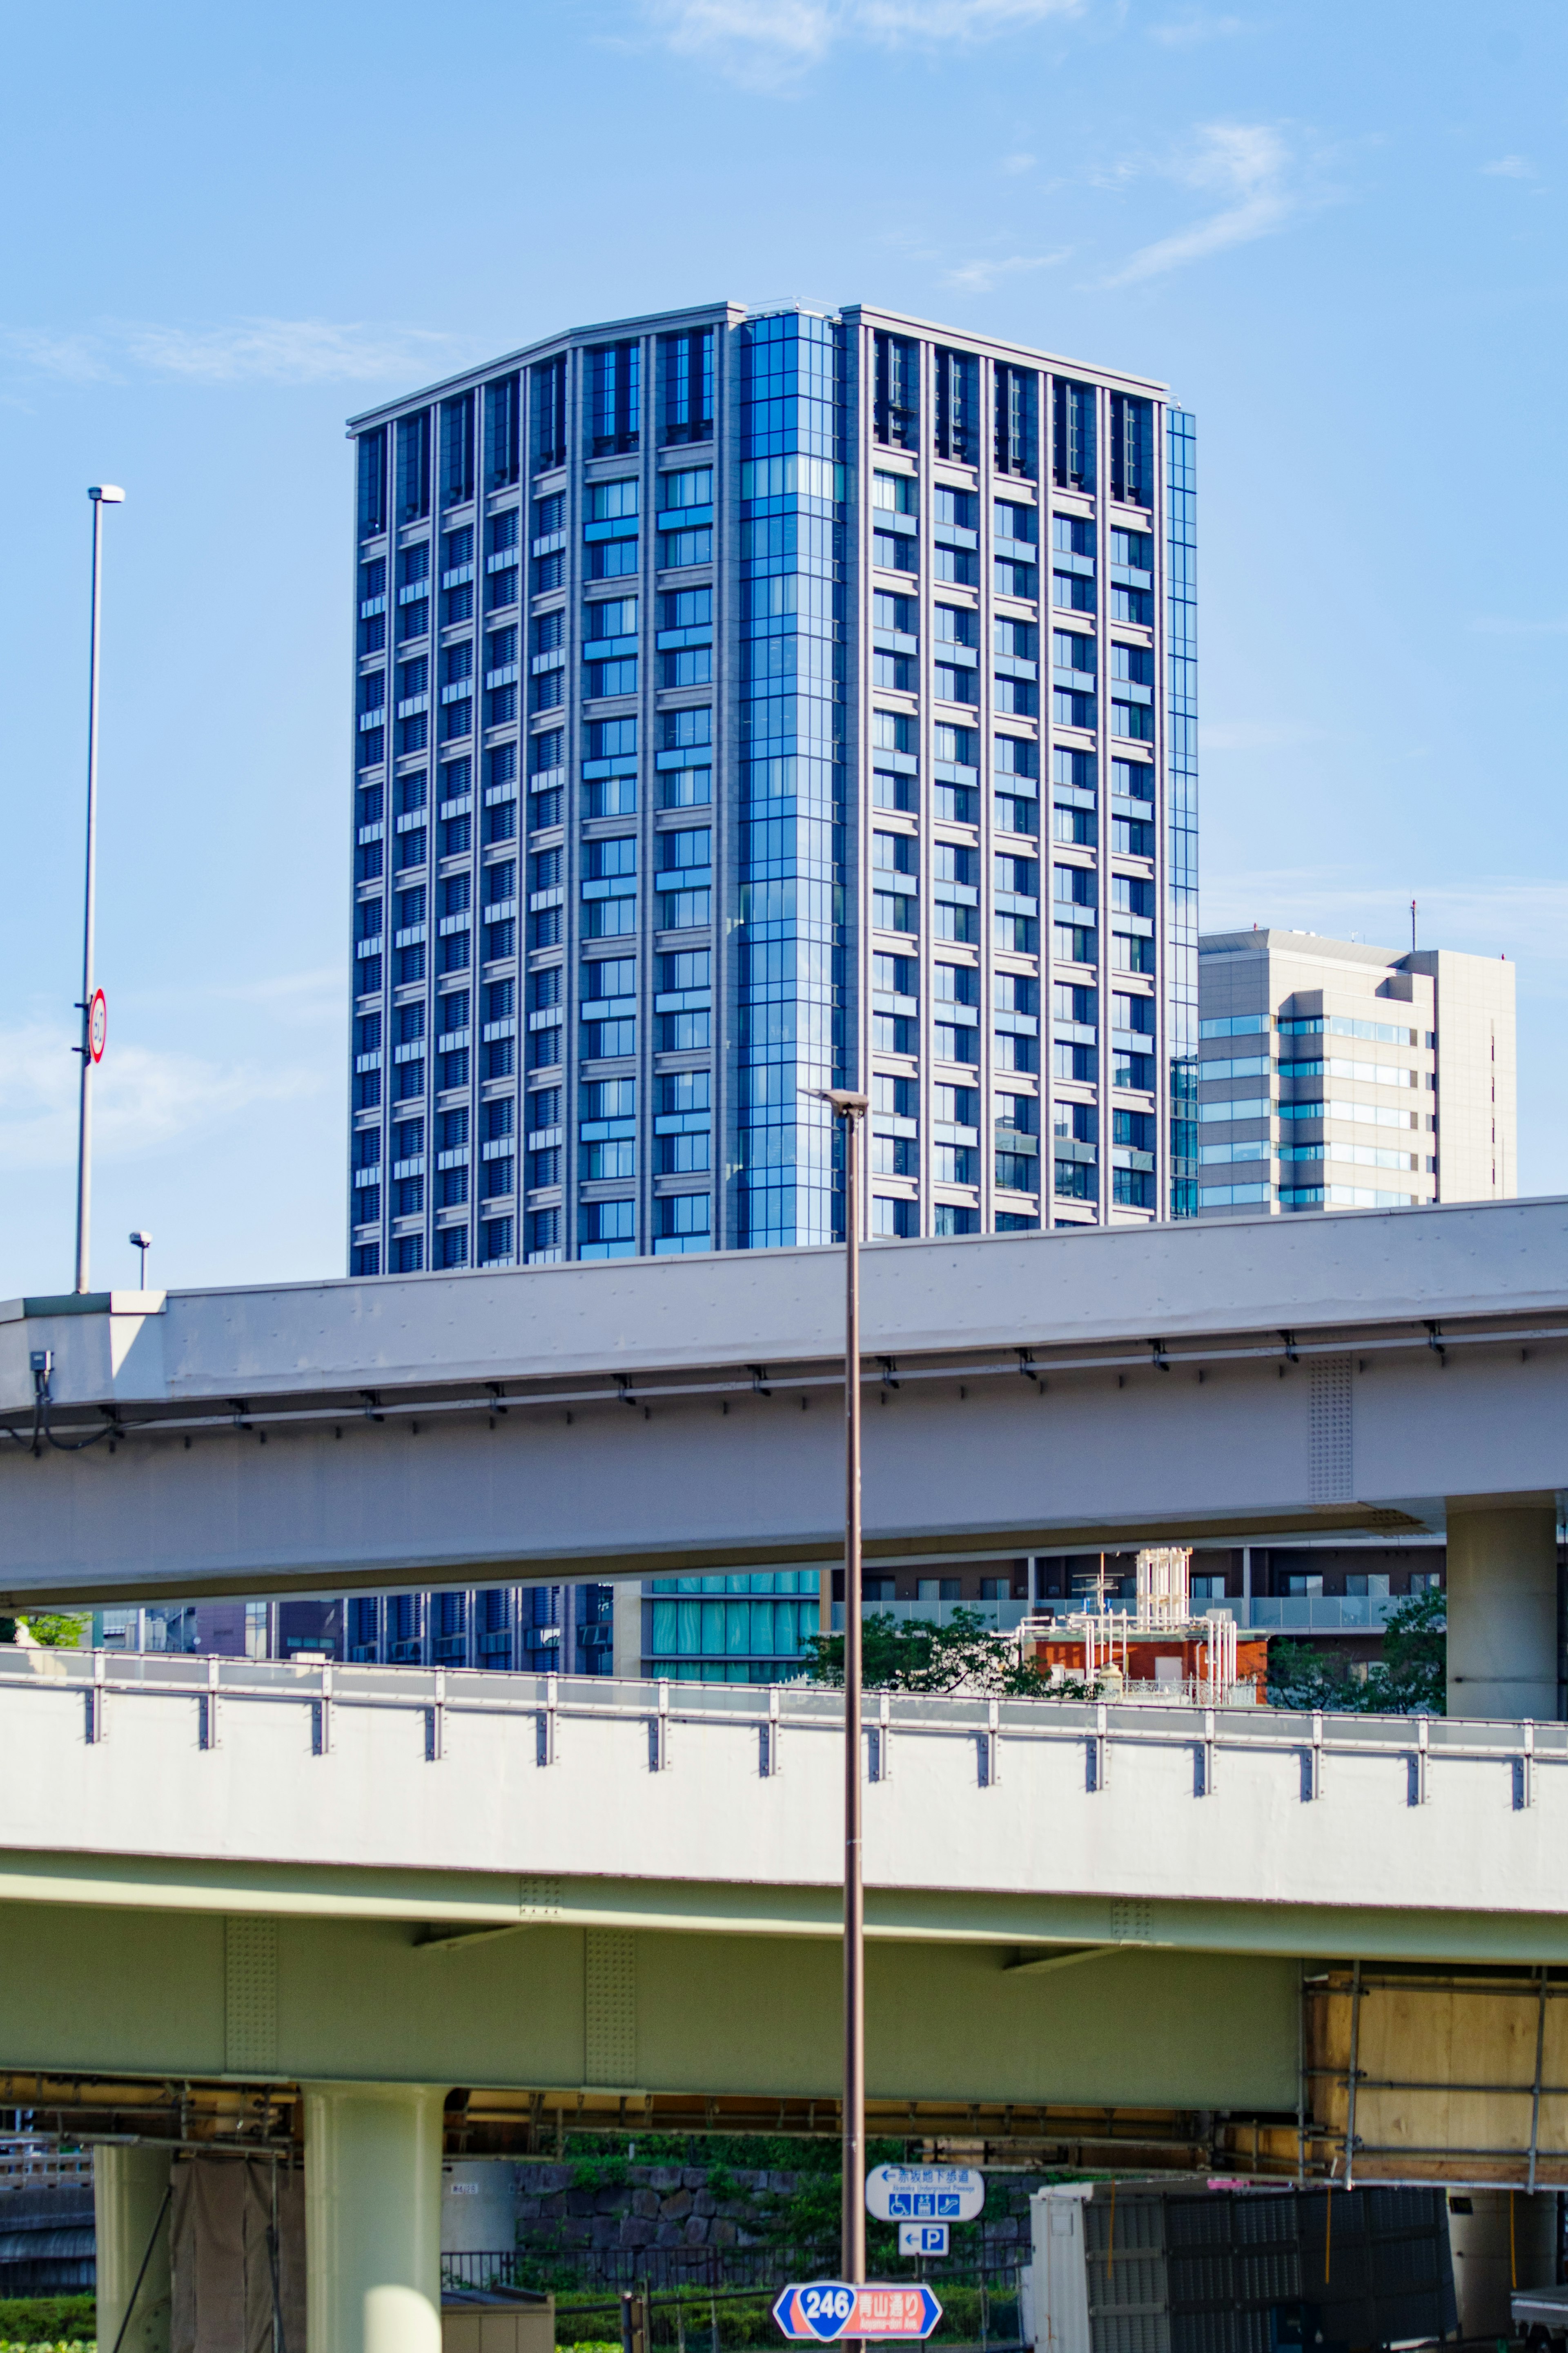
left=1165, top=409, right=1198, bottom=1217
left=735, top=313, right=847, bottom=1247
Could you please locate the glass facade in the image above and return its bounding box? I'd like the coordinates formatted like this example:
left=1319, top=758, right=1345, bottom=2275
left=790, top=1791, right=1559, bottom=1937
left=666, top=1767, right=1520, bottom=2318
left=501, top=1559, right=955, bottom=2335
left=646, top=1571, right=822, bottom=1682
left=735, top=313, right=846, bottom=1247
left=1164, top=408, right=1198, bottom=1217
left=345, top=302, right=1191, bottom=1673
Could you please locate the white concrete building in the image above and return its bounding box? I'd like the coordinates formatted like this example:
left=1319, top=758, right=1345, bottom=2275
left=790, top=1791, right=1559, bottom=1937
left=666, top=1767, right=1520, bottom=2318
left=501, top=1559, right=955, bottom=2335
left=1196, top=928, right=1516, bottom=1218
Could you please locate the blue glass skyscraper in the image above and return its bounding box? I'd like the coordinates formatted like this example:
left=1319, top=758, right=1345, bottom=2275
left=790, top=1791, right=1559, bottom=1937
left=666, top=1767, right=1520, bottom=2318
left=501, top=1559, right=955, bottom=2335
left=344, top=303, right=1195, bottom=1277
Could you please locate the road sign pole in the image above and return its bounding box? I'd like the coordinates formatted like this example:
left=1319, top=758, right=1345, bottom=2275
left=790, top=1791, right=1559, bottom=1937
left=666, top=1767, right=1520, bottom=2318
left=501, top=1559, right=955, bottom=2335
left=841, top=1092, right=865, bottom=2288
left=74, top=484, right=123, bottom=1296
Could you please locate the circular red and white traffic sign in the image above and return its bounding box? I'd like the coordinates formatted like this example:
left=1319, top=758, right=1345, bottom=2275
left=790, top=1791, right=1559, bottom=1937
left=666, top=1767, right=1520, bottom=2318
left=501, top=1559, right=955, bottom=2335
left=88, top=989, right=107, bottom=1064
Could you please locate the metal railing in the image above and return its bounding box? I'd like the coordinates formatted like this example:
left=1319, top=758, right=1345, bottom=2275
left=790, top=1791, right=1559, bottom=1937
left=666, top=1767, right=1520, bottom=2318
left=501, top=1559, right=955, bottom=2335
left=830, top=1595, right=1410, bottom=1635
left=1231, top=1594, right=1403, bottom=1633
left=442, top=2242, right=1025, bottom=2295
left=0, top=1645, right=1552, bottom=1813
left=829, top=1601, right=1031, bottom=1635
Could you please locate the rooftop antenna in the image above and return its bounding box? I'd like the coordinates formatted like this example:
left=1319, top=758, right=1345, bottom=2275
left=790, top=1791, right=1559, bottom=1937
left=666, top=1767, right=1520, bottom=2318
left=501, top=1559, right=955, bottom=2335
left=1410, top=899, right=1418, bottom=953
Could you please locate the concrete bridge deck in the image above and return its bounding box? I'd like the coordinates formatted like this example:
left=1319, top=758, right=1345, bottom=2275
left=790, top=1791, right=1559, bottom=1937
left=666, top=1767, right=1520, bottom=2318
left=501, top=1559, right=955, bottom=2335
left=0, top=1652, right=1564, bottom=1961
left=2, top=1197, right=1567, bottom=1608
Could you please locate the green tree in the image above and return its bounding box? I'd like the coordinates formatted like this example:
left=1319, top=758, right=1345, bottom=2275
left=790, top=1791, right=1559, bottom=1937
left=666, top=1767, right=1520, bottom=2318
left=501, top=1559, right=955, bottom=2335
left=0, top=1615, right=87, bottom=1649
left=807, top=1610, right=1116, bottom=1701
left=803, top=1608, right=1009, bottom=1695
left=1267, top=1587, right=1445, bottom=1715
left=1374, top=1586, right=1446, bottom=1713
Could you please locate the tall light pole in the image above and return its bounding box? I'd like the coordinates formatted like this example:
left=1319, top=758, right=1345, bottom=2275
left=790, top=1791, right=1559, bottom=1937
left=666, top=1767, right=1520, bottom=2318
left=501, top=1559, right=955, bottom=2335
left=817, top=1084, right=870, bottom=2283
left=74, top=484, right=125, bottom=1294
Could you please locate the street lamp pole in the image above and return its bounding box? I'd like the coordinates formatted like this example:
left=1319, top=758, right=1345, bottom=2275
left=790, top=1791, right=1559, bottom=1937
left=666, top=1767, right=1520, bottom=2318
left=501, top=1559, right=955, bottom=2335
left=74, top=484, right=125, bottom=1295
left=819, top=1086, right=870, bottom=2284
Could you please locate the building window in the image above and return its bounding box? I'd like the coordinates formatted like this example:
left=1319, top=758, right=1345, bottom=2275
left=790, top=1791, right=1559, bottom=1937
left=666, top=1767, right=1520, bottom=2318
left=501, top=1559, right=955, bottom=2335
left=874, top=331, right=919, bottom=449
left=580, top=1199, right=636, bottom=1258
left=532, top=355, right=567, bottom=472
left=358, top=428, right=387, bottom=538
left=994, top=365, right=1038, bottom=477
left=396, top=412, right=430, bottom=522
left=589, top=340, right=641, bottom=456
left=1052, top=379, right=1096, bottom=492
left=1113, top=1167, right=1156, bottom=1208
left=440, top=393, right=474, bottom=507
left=484, top=373, right=521, bottom=489
left=1109, top=393, right=1154, bottom=507
left=655, top=1193, right=712, bottom=1253
left=872, top=1196, right=919, bottom=1238
left=933, top=348, right=980, bottom=463
left=480, top=1216, right=514, bottom=1265
left=660, top=706, right=711, bottom=750
left=659, top=327, right=716, bottom=445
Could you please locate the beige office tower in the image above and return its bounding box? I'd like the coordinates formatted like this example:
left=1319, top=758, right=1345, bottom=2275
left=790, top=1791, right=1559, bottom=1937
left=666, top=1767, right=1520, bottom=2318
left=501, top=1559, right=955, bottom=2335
left=1195, top=930, right=1516, bottom=1217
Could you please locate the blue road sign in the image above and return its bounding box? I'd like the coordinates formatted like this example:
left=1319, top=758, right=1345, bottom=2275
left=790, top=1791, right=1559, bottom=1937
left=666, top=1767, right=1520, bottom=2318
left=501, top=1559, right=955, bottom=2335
left=865, top=2166, right=984, bottom=2224
left=898, top=2224, right=949, bottom=2257
left=773, top=2284, right=943, bottom=2341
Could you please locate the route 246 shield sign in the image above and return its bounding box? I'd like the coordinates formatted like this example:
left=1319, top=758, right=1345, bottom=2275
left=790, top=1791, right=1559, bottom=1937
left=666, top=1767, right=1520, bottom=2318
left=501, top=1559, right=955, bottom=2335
left=773, top=2284, right=942, bottom=2341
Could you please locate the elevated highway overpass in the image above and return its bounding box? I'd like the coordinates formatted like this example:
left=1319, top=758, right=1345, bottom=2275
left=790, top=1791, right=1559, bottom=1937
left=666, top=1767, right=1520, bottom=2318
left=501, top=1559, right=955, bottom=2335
left=3, top=1197, right=1568, bottom=1710
left=4, top=1199, right=1568, bottom=2347
left=0, top=1651, right=1566, bottom=2339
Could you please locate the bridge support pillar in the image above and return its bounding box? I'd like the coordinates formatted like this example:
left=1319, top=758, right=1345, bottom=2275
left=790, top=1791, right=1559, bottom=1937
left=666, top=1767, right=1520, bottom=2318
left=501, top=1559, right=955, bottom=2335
left=303, top=2081, right=444, bottom=2353
left=1445, top=1499, right=1558, bottom=1719
left=94, top=2144, right=172, bottom=2353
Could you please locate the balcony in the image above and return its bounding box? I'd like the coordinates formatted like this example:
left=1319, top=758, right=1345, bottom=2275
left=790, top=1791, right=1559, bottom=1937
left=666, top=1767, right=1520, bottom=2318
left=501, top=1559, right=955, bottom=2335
left=831, top=1595, right=1410, bottom=1637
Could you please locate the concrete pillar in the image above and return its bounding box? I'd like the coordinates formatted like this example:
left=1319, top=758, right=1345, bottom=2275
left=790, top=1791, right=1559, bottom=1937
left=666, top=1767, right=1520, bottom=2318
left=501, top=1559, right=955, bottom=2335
left=1448, top=2188, right=1557, bottom=2335
left=94, top=2145, right=172, bottom=2353
left=304, top=2081, right=445, bottom=2353
left=1445, top=1500, right=1558, bottom=1718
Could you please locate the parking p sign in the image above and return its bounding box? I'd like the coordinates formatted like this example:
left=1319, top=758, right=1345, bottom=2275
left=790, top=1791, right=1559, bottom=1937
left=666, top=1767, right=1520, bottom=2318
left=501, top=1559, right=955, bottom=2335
left=865, top=2166, right=985, bottom=2225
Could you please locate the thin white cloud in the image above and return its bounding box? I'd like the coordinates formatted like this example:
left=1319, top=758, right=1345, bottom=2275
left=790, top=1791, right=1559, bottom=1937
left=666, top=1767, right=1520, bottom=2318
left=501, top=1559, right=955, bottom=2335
left=1149, top=13, right=1245, bottom=44
left=3, top=330, right=119, bottom=384
left=944, top=250, right=1068, bottom=292
left=1481, top=155, right=1532, bottom=179
left=1000, top=152, right=1037, bottom=174
left=5, top=319, right=463, bottom=388
left=648, top=0, right=1080, bottom=79
left=0, top=1024, right=326, bottom=1173
left=1107, top=122, right=1300, bottom=285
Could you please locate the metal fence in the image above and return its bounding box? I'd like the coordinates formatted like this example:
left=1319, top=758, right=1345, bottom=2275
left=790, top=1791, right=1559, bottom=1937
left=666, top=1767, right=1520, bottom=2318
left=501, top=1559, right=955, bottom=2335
left=442, top=2244, right=1025, bottom=2297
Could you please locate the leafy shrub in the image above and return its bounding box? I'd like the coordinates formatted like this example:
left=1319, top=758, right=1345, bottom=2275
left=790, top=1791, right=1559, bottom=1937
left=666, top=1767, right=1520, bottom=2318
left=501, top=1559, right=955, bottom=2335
left=0, top=2297, right=95, bottom=2346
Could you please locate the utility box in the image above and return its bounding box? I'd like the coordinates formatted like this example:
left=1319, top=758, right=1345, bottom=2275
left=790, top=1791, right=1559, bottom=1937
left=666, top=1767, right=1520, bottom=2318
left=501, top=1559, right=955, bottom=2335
left=442, top=2289, right=554, bottom=2353
left=1023, top=2182, right=1456, bottom=2353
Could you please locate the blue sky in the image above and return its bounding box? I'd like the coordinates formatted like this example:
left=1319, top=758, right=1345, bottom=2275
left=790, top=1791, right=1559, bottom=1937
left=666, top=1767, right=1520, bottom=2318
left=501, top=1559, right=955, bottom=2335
left=1, top=0, right=1562, bottom=1298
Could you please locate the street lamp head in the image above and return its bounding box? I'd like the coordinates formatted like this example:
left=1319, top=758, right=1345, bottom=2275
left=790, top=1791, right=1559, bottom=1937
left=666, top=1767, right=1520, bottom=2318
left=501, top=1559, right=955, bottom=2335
left=129, top=1231, right=151, bottom=1251
left=804, top=1086, right=869, bottom=1120
left=88, top=486, right=125, bottom=505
